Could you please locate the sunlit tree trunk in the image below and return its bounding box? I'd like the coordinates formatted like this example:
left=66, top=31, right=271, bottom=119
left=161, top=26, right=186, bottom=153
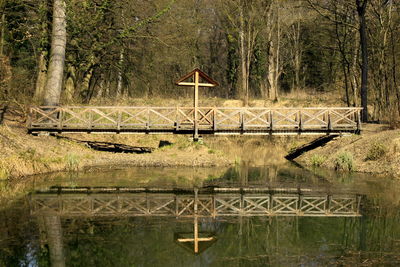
left=351, top=37, right=359, bottom=107
left=239, top=6, right=247, bottom=105
left=96, top=77, right=104, bottom=98
left=34, top=0, right=50, bottom=101
left=265, top=2, right=280, bottom=102
left=80, top=67, right=93, bottom=98
left=64, top=64, right=76, bottom=102
left=35, top=52, right=48, bottom=101
left=274, top=15, right=280, bottom=101
left=116, top=49, right=124, bottom=98
left=356, top=0, right=369, bottom=122
left=43, top=0, right=67, bottom=106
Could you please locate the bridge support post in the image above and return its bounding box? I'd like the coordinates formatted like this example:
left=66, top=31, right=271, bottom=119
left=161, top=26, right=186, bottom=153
left=194, top=71, right=199, bottom=141
left=298, top=110, right=303, bottom=134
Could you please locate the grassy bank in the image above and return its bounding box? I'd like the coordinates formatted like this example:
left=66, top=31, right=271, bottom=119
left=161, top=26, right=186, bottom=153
left=297, top=124, right=400, bottom=176
left=0, top=122, right=235, bottom=181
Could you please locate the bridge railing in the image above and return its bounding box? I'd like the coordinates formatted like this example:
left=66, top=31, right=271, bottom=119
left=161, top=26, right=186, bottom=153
left=27, top=106, right=362, bottom=133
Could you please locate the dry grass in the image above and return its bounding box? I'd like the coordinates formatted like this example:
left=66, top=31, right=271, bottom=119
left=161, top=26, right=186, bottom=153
left=298, top=124, right=400, bottom=176
left=86, top=88, right=345, bottom=108
left=0, top=118, right=235, bottom=181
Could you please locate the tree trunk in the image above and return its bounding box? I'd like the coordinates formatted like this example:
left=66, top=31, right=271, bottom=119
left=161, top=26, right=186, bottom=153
left=239, top=6, right=247, bottom=105
left=274, top=14, right=280, bottom=101
left=390, top=21, right=400, bottom=116
left=0, top=13, right=5, bottom=57
left=80, top=67, right=93, bottom=100
left=356, top=0, right=369, bottom=122
left=34, top=0, right=50, bottom=102
left=267, top=38, right=279, bottom=101
left=267, top=43, right=277, bottom=101
left=116, top=48, right=124, bottom=98
left=342, top=62, right=351, bottom=107
left=292, top=21, right=302, bottom=90
left=35, top=51, right=48, bottom=101
left=351, top=36, right=359, bottom=107
left=43, top=0, right=67, bottom=106
left=96, top=78, right=104, bottom=98
left=64, top=64, right=75, bottom=102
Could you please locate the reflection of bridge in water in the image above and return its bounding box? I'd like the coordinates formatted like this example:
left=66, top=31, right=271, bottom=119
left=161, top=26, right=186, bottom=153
left=29, top=187, right=364, bottom=260
left=30, top=187, right=362, bottom=217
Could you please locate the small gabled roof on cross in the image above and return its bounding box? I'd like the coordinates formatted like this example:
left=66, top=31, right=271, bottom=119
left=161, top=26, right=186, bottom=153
left=175, top=68, right=219, bottom=87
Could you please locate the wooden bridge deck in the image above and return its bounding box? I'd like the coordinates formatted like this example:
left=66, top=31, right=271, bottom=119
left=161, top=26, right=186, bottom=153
left=27, top=106, right=362, bottom=135
left=30, top=188, right=362, bottom=217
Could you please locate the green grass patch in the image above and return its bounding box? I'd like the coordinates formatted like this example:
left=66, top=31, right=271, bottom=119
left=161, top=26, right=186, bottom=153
left=310, top=154, right=326, bottom=167
left=334, top=152, right=354, bottom=171
left=65, top=153, right=80, bottom=171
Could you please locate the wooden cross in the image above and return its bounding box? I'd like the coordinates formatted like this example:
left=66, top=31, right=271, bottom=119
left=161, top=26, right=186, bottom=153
left=176, top=69, right=219, bottom=141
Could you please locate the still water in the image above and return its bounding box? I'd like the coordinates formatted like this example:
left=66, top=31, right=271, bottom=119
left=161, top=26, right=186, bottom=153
left=1, top=165, right=400, bottom=266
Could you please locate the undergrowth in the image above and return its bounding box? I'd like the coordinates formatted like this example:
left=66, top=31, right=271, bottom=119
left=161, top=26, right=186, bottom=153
left=334, top=152, right=354, bottom=171
left=365, top=142, right=387, bottom=161
left=310, top=154, right=326, bottom=167
left=65, top=153, right=80, bottom=171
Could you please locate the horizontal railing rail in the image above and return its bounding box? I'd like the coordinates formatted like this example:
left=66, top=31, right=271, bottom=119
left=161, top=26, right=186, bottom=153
left=27, top=106, right=363, bottom=134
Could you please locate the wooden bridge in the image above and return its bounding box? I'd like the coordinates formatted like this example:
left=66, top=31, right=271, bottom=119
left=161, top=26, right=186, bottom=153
left=27, top=106, right=362, bottom=135
left=30, top=187, right=362, bottom=218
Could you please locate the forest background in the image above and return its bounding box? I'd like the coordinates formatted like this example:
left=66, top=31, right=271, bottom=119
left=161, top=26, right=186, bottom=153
left=0, top=0, right=399, bottom=123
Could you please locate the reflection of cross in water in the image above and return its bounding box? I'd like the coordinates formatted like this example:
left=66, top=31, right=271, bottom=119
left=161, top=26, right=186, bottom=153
left=176, top=188, right=216, bottom=254
left=176, top=216, right=215, bottom=254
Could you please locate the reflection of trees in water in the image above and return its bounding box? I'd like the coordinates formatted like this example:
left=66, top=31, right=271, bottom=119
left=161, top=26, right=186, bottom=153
left=37, top=216, right=400, bottom=266
left=1, top=208, right=400, bottom=266
left=214, top=164, right=328, bottom=188
left=0, top=202, right=42, bottom=267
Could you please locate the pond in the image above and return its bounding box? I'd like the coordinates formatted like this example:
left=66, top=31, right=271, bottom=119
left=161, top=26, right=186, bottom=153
left=1, top=164, right=400, bottom=266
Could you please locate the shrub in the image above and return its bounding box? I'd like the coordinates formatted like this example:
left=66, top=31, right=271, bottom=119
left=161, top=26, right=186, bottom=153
left=334, top=152, right=354, bottom=171
left=65, top=153, right=80, bottom=171
left=365, top=142, right=387, bottom=161
left=310, top=154, right=326, bottom=167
